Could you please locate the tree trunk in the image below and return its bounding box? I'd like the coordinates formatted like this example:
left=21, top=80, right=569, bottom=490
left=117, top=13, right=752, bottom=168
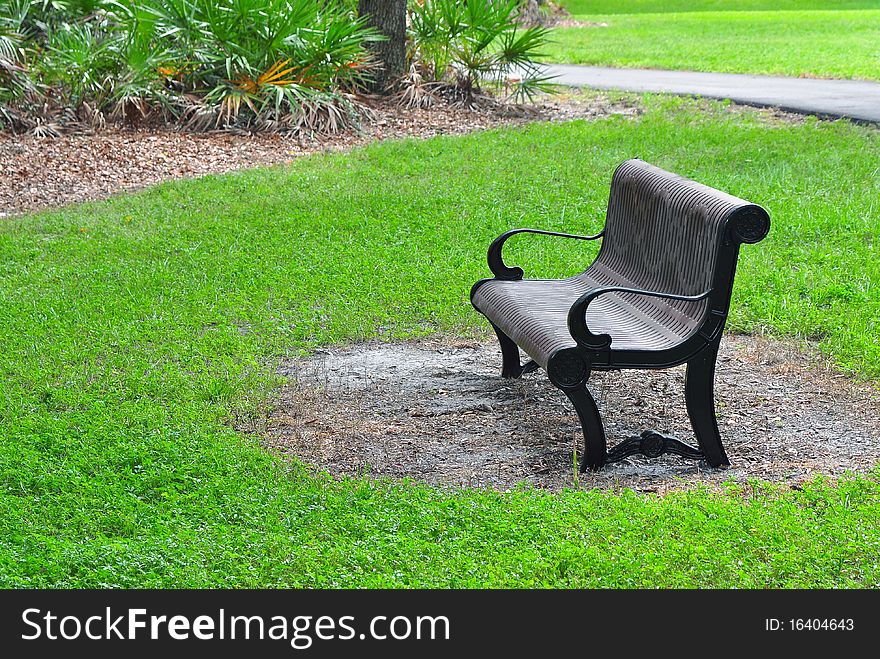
left=358, top=0, right=407, bottom=93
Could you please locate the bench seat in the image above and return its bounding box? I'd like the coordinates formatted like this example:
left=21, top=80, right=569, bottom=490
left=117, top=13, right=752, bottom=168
left=472, top=270, right=708, bottom=367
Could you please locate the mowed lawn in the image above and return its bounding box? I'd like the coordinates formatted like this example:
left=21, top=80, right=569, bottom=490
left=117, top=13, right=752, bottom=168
left=562, top=1, right=880, bottom=13
left=1, top=97, right=879, bottom=587
left=547, top=7, right=880, bottom=80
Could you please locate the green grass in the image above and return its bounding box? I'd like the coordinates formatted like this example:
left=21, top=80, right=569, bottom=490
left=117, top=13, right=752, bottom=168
left=561, top=0, right=880, bottom=14
left=545, top=10, right=880, bottom=80
left=2, top=96, right=880, bottom=587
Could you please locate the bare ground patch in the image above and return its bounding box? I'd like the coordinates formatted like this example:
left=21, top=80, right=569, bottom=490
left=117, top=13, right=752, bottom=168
left=261, top=334, right=880, bottom=494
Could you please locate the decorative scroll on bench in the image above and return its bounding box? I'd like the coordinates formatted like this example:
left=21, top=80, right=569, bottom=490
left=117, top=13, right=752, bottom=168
left=471, top=159, right=770, bottom=471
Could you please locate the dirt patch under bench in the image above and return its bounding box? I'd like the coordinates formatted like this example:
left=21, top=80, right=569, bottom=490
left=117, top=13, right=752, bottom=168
left=262, top=335, right=880, bottom=493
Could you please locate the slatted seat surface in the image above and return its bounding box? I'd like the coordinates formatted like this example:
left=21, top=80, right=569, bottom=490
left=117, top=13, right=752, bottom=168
left=471, top=266, right=708, bottom=367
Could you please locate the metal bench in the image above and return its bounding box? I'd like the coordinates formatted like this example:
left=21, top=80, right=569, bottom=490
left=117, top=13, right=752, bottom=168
left=470, top=159, right=770, bottom=471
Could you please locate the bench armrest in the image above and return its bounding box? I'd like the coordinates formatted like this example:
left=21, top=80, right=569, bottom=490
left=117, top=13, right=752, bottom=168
left=568, top=286, right=713, bottom=350
left=487, top=227, right=604, bottom=280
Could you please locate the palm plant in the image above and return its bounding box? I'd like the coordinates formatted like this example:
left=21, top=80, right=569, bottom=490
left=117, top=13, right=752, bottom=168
left=108, top=18, right=176, bottom=121
left=135, top=0, right=379, bottom=131
left=42, top=23, right=117, bottom=107
left=0, top=0, right=37, bottom=127
left=409, top=0, right=553, bottom=105
left=1, top=0, right=552, bottom=134
left=4, top=0, right=378, bottom=134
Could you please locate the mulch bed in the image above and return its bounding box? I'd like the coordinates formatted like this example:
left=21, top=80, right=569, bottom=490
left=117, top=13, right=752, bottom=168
left=262, top=334, right=880, bottom=494
left=0, top=92, right=640, bottom=218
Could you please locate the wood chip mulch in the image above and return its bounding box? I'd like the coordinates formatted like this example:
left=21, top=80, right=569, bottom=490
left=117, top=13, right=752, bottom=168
left=0, top=92, right=639, bottom=218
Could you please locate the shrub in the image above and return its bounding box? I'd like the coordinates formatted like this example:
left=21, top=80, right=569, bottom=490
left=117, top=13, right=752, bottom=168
left=2, top=0, right=380, bottom=134
left=1, top=0, right=555, bottom=134
left=0, top=0, right=38, bottom=128
left=408, top=0, right=553, bottom=104
left=133, top=0, right=379, bottom=131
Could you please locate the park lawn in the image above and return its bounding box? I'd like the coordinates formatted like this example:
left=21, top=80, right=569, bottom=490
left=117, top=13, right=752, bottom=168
left=1, top=96, right=880, bottom=587
left=545, top=10, right=880, bottom=80
left=561, top=1, right=880, bottom=14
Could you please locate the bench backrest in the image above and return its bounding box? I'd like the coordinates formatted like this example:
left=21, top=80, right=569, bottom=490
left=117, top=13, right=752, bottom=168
left=589, top=159, right=770, bottom=336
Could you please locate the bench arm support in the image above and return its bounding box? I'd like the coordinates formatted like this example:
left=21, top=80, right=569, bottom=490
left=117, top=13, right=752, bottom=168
left=487, top=228, right=604, bottom=280
left=568, top=286, right=713, bottom=349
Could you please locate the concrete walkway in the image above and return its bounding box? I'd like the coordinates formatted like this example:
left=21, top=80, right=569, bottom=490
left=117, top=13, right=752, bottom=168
left=546, top=64, right=880, bottom=124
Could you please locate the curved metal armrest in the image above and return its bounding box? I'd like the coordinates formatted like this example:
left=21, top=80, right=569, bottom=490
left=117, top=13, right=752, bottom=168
left=568, top=286, right=712, bottom=350
left=487, top=227, right=604, bottom=280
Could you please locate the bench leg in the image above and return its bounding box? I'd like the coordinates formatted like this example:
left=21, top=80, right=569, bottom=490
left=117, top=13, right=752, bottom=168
left=563, top=385, right=607, bottom=472
left=490, top=322, right=537, bottom=379
left=685, top=345, right=730, bottom=468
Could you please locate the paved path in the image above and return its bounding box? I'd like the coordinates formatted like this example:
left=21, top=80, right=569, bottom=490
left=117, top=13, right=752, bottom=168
left=546, top=64, right=880, bottom=124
